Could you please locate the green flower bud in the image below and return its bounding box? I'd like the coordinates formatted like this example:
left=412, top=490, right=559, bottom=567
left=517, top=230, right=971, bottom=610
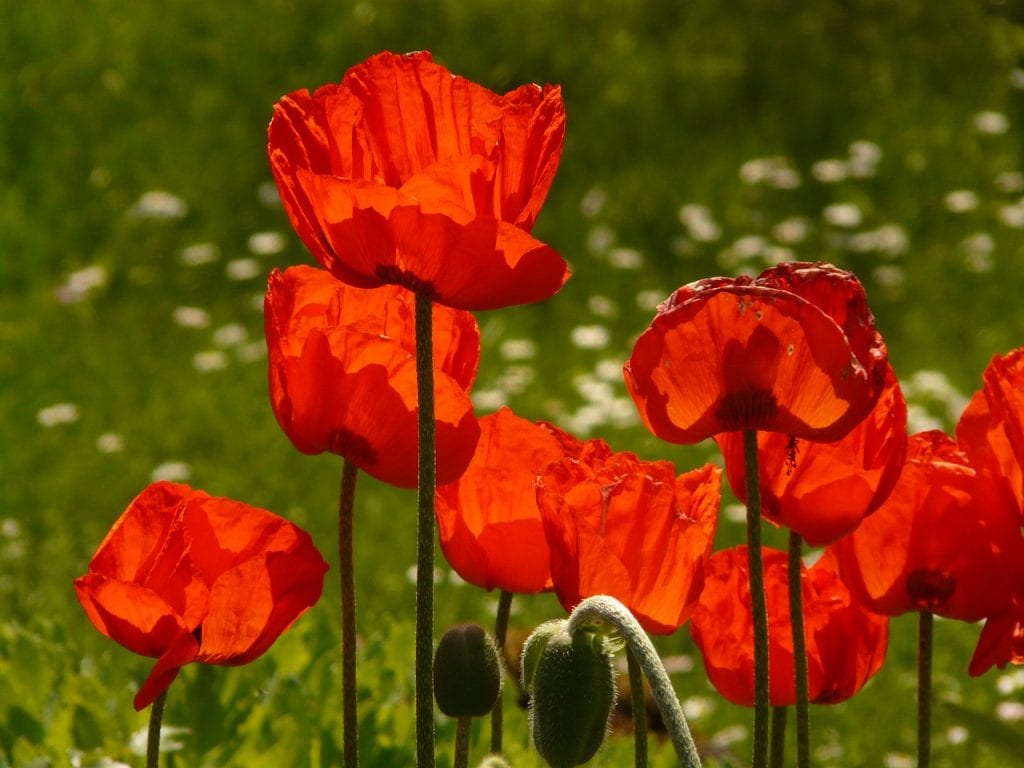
left=433, top=623, right=503, bottom=718
left=528, top=624, right=616, bottom=768
left=520, top=619, right=569, bottom=696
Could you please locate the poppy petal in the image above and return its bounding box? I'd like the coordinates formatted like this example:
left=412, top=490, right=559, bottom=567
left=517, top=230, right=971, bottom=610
left=715, top=364, right=907, bottom=545
left=436, top=407, right=570, bottom=593
left=626, top=286, right=873, bottom=443
left=197, top=550, right=327, bottom=666
left=272, top=326, right=478, bottom=486
left=536, top=442, right=720, bottom=635
left=73, top=576, right=201, bottom=660
left=133, top=630, right=201, bottom=711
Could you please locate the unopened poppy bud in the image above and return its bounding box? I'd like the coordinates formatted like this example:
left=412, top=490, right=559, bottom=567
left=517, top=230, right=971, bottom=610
left=520, top=619, right=569, bottom=696
left=528, top=625, right=616, bottom=768
left=433, top=623, right=502, bottom=718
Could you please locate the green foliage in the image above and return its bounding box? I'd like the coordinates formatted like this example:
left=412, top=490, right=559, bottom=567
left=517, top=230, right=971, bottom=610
left=3, top=0, right=1024, bottom=766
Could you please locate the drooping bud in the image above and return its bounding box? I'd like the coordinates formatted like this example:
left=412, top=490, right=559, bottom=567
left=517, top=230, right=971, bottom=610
left=433, top=623, right=503, bottom=718
left=520, top=619, right=569, bottom=697
left=526, top=623, right=616, bottom=768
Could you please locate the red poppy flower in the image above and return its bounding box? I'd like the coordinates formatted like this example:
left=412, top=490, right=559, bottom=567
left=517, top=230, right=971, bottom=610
left=267, top=50, right=569, bottom=310
left=265, top=265, right=481, bottom=487
left=714, top=364, right=907, bottom=546
left=831, top=431, right=1021, bottom=621
left=690, top=547, right=887, bottom=706
left=435, top=407, right=583, bottom=594
left=74, top=482, right=328, bottom=710
left=624, top=262, right=888, bottom=445
left=957, top=346, right=1024, bottom=519
left=535, top=440, right=721, bottom=634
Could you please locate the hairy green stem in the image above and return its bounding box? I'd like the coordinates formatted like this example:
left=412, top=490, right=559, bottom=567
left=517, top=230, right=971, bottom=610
left=454, top=716, right=471, bottom=768
left=415, top=293, right=437, bottom=768
left=918, top=610, right=933, bottom=768
left=744, top=429, right=770, bottom=768
left=490, top=590, right=513, bottom=755
left=787, top=529, right=810, bottom=768
left=768, top=706, right=787, bottom=768
left=339, top=458, right=360, bottom=768
left=627, top=645, right=648, bottom=768
left=146, top=690, right=167, bottom=768
left=567, top=595, right=701, bottom=767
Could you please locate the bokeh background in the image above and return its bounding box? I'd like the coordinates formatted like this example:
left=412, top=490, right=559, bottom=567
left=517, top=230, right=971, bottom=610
left=3, top=0, right=1024, bottom=765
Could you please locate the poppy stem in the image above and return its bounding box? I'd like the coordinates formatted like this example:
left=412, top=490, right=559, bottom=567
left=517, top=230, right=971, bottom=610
left=490, top=589, right=513, bottom=755
left=743, top=429, right=770, bottom=768
left=627, top=645, right=648, bottom=768
left=146, top=689, right=167, bottom=768
left=567, top=595, right=702, bottom=768
left=339, top=458, right=360, bottom=768
left=453, top=716, right=472, bottom=768
left=918, top=610, right=933, bottom=768
left=415, top=292, right=437, bottom=768
left=787, top=530, right=810, bottom=768
left=769, top=706, right=787, bottom=768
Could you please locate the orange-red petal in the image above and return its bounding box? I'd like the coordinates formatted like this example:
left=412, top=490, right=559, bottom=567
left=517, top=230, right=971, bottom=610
left=690, top=547, right=887, bottom=707
left=435, top=407, right=571, bottom=593
left=715, top=364, right=907, bottom=545
left=957, top=346, right=1024, bottom=518
left=536, top=441, right=720, bottom=634
left=831, top=431, right=1020, bottom=621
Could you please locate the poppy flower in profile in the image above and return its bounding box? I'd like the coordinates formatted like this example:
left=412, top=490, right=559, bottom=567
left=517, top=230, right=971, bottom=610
left=690, top=546, right=888, bottom=706
left=624, top=262, right=888, bottom=445
left=831, top=431, right=1021, bottom=622
left=714, top=364, right=907, bottom=546
left=535, top=439, right=721, bottom=634
left=265, top=265, right=481, bottom=487
left=435, top=407, right=583, bottom=594
left=74, top=481, right=328, bottom=710
left=267, top=50, right=569, bottom=310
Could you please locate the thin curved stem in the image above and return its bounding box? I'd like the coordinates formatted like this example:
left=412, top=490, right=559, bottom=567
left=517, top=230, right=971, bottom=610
left=453, top=716, right=471, bottom=768
left=787, top=530, right=810, bottom=768
left=769, top=706, right=787, bottom=768
left=918, top=610, right=933, bottom=768
left=339, top=458, right=360, bottom=768
left=567, top=595, right=701, bottom=768
left=146, top=690, right=168, bottom=768
left=627, top=645, right=648, bottom=768
left=490, top=590, right=513, bottom=755
left=744, top=429, right=770, bottom=768
left=415, top=293, right=437, bottom=768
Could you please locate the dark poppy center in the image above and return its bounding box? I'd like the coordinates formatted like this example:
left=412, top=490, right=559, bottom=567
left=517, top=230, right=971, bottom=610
left=715, top=388, right=779, bottom=431
left=905, top=569, right=956, bottom=610
left=376, top=265, right=438, bottom=300
left=328, top=428, right=378, bottom=468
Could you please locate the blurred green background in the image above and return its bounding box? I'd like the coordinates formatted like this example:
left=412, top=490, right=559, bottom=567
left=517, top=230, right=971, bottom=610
left=3, top=0, right=1024, bottom=765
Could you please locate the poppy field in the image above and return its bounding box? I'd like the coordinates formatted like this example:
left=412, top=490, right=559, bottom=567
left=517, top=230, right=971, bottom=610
left=5, top=1, right=1024, bottom=767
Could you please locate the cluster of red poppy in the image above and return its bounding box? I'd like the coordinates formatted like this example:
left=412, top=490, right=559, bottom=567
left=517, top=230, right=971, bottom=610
left=75, top=50, right=1024, bottom=750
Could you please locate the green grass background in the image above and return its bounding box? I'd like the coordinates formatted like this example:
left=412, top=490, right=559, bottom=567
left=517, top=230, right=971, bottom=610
left=3, top=0, right=1024, bottom=765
